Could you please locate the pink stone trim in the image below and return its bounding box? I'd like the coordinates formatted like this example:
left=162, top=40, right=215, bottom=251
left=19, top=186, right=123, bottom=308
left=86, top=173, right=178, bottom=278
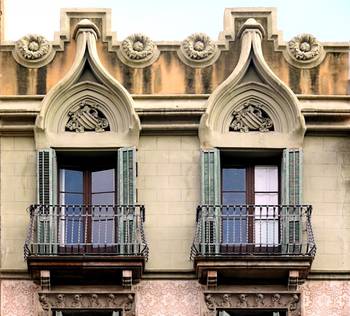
left=136, top=280, right=202, bottom=316
left=1, top=280, right=39, bottom=316
left=302, top=280, right=350, bottom=316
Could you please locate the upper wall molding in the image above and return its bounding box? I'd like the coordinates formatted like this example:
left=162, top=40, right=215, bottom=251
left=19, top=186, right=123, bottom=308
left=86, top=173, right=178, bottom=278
left=1, top=8, right=347, bottom=69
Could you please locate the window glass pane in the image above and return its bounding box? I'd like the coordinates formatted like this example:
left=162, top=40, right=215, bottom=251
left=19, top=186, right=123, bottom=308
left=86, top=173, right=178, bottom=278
left=63, top=205, right=84, bottom=244
left=91, top=192, right=115, bottom=205
left=92, top=169, right=115, bottom=193
left=254, top=166, right=278, bottom=192
left=255, top=193, right=278, bottom=205
left=222, top=205, right=247, bottom=244
left=223, top=192, right=246, bottom=205
left=222, top=168, right=246, bottom=191
left=255, top=219, right=279, bottom=245
left=60, top=169, right=83, bottom=193
left=60, top=193, right=84, bottom=205
left=92, top=216, right=114, bottom=244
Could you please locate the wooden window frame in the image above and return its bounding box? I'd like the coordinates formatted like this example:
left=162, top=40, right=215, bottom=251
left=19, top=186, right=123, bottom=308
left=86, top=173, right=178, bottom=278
left=221, top=155, right=281, bottom=247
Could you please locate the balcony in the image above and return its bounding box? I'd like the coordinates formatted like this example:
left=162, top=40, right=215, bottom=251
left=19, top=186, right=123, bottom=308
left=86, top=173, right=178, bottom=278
left=191, top=205, right=316, bottom=287
left=24, top=204, right=148, bottom=285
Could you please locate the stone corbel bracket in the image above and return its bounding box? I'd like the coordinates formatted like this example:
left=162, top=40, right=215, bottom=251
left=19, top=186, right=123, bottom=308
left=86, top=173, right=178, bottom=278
left=38, top=292, right=135, bottom=316
left=202, top=291, right=301, bottom=316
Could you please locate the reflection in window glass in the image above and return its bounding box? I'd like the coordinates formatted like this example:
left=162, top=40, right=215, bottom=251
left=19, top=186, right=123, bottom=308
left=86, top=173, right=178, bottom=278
left=223, top=168, right=246, bottom=191
left=92, top=169, right=115, bottom=193
left=60, top=169, right=83, bottom=193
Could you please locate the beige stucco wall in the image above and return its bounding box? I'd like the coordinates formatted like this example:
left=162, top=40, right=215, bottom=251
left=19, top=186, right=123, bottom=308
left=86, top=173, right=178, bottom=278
left=0, top=136, right=36, bottom=270
left=303, top=136, right=350, bottom=271
left=137, top=136, right=200, bottom=271
left=0, top=134, right=349, bottom=273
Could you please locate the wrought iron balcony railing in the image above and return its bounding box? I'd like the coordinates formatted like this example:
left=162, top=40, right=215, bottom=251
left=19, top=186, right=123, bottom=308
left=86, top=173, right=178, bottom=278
left=24, top=204, right=148, bottom=260
left=191, top=204, right=316, bottom=259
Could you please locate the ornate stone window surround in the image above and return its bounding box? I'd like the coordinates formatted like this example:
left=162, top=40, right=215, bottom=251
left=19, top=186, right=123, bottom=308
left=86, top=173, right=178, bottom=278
left=34, top=19, right=141, bottom=150
left=38, top=292, right=135, bottom=316
left=202, top=291, right=301, bottom=316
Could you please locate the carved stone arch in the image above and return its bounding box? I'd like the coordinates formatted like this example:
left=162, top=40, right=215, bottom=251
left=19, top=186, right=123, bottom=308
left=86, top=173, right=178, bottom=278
left=35, top=19, right=140, bottom=149
left=45, top=82, right=132, bottom=134
left=216, top=82, right=298, bottom=134
left=199, top=18, right=305, bottom=149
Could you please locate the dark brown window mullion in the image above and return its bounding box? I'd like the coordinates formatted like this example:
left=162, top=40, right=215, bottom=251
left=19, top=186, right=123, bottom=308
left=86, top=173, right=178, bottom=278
left=246, top=165, right=255, bottom=251
left=84, top=170, right=92, bottom=251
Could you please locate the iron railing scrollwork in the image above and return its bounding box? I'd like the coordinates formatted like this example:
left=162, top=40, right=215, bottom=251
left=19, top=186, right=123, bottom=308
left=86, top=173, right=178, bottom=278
left=191, top=204, right=316, bottom=259
left=24, top=204, right=148, bottom=260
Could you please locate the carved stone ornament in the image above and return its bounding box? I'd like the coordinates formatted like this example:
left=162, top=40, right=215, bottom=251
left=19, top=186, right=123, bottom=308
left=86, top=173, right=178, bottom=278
left=38, top=292, right=136, bottom=316
left=13, top=33, right=55, bottom=68
left=121, top=33, right=156, bottom=61
left=65, top=100, right=109, bottom=132
left=203, top=292, right=301, bottom=316
left=16, top=34, right=51, bottom=60
left=230, top=101, right=274, bottom=132
left=181, top=33, right=217, bottom=60
left=288, top=33, right=321, bottom=61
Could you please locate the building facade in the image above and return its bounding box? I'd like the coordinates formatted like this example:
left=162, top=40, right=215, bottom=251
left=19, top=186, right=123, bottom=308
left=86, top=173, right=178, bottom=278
left=0, top=6, right=350, bottom=316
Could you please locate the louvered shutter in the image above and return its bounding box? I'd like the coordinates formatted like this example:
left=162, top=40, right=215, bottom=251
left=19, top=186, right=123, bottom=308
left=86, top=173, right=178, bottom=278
left=200, top=149, right=221, bottom=254
left=281, top=148, right=303, bottom=253
left=37, top=148, right=57, bottom=254
left=118, top=147, right=136, bottom=254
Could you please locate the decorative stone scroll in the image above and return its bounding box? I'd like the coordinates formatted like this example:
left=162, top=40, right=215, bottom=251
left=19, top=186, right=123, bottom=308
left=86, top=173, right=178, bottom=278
left=230, top=101, right=273, bottom=132
left=38, top=292, right=135, bottom=316
left=13, top=34, right=55, bottom=68
left=203, top=291, right=301, bottom=316
left=65, top=100, right=109, bottom=132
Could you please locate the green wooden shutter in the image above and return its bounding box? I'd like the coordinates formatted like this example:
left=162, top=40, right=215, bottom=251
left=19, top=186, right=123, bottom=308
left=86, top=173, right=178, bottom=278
left=281, top=148, right=303, bottom=253
left=118, top=147, right=136, bottom=254
left=200, top=149, right=221, bottom=254
left=37, top=148, right=57, bottom=254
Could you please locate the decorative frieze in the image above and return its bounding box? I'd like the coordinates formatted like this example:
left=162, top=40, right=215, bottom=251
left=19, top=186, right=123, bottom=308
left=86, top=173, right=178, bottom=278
left=230, top=102, right=273, bottom=132
left=203, top=291, right=301, bottom=316
left=13, top=34, right=55, bottom=68
left=38, top=292, right=135, bottom=316
left=65, top=100, right=109, bottom=132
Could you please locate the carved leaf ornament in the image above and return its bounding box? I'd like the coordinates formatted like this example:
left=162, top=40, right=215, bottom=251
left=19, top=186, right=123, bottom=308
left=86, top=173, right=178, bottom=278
left=230, top=102, right=274, bottom=132
left=65, top=101, right=109, bottom=132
